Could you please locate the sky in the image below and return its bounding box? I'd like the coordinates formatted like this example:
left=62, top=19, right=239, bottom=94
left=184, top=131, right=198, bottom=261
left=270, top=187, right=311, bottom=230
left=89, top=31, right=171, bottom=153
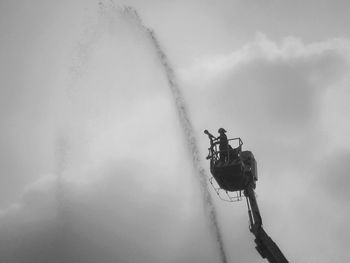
left=1, top=0, right=350, bottom=262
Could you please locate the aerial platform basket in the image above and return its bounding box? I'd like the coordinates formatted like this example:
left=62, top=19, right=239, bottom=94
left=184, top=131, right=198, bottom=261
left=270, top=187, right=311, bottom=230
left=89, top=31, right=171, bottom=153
left=204, top=131, right=258, bottom=197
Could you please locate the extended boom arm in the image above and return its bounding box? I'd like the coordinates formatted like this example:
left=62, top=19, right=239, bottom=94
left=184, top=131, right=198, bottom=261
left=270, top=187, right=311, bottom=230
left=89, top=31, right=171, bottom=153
left=245, top=187, right=289, bottom=263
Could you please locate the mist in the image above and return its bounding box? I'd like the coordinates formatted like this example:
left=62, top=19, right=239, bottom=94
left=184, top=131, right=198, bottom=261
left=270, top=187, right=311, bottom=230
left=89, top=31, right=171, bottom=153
left=0, top=2, right=222, bottom=263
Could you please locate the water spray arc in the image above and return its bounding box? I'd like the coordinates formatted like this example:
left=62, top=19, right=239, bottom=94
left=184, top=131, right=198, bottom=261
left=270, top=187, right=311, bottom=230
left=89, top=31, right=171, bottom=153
left=119, top=6, right=228, bottom=263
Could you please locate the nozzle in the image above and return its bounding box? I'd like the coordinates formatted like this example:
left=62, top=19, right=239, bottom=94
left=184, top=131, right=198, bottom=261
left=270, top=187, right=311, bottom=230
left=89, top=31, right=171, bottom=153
left=204, top=129, right=215, bottom=140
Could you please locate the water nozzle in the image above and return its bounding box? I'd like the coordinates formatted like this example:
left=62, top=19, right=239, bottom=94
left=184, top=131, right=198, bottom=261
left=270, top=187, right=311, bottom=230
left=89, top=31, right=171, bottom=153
left=204, top=129, right=215, bottom=140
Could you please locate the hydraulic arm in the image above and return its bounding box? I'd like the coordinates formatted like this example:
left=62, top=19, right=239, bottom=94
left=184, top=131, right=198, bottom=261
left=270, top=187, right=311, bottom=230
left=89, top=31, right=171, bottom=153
left=245, top=187, right=289, bottom=263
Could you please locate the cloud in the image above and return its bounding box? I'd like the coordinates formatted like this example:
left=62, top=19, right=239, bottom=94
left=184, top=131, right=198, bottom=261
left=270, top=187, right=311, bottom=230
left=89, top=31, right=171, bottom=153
left=180, top=33, right=350, bottom=171
left=276, top=149, right=350, bottom=262
left=317, top=150, right=350, bottom=204
left=180, top=33, right=349, bottom=130
left=0, top=159, right=222, bottom=263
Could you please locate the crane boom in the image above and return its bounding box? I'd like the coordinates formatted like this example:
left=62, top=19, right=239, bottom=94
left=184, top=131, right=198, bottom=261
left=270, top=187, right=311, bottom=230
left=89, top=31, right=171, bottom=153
left=245, top=187, right=289, bottom=263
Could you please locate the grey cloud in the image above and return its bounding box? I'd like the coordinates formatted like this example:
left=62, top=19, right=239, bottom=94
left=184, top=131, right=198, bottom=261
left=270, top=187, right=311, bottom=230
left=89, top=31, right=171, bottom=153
left=317, top=150, right=350, bottom=204
left=190, top=37, right=349, bottom=136
left=284, top=149, right=350, bottom=263
left=184, top=35, right=350, bottom=175
left=0, top=160, right=218, bottom=263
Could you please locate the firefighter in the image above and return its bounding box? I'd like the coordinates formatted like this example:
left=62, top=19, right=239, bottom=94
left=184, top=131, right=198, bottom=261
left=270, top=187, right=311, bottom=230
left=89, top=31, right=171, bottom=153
left=216, top=128, right=228, bottom=163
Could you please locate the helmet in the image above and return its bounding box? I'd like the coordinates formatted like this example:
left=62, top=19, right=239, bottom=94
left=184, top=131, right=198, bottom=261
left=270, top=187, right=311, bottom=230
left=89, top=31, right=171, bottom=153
left=218, top=128, right=226, bottom=133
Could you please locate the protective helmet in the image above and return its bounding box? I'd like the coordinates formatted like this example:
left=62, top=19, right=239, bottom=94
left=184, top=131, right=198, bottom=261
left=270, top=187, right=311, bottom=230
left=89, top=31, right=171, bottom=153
left=218, top=128, right=226, bottom=133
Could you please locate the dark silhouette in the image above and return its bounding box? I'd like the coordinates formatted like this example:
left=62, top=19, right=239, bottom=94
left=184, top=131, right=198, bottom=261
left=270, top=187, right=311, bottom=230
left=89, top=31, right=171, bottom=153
left=204, top=131, right=289, bottom=263
left=216, top=128, right=229, bottom=163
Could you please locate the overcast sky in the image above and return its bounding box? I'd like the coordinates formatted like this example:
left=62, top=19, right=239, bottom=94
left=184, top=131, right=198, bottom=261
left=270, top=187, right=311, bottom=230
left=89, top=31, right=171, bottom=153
left=1, top=0, right=350, bottom=262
